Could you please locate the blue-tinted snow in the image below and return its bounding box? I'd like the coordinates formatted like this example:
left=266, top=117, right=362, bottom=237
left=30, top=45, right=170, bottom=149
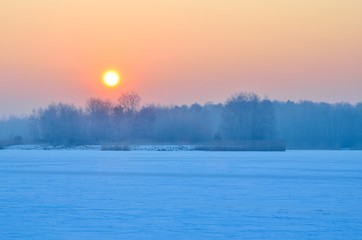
left=0, top=150, right=361, bottom=239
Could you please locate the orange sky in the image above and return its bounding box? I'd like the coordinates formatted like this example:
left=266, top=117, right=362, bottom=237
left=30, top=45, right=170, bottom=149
left=1, top=0, right=361, bottom=115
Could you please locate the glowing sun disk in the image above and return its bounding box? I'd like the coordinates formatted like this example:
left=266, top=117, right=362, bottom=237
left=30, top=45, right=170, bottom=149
left=103, top=71, right=120, bottom=87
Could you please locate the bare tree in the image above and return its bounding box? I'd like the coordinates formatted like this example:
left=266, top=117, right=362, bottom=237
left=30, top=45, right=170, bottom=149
left=113, top=92, right=141, bottom=140
left=31, top=103, right=84, bottom=145
left=221, top=92, right=260, bottom=140
left=85, top=98, right=113, bottom=142
left=115, top=92, right=141, bottom=114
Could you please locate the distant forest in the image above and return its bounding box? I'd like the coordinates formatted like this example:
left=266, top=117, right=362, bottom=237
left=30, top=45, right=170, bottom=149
left=1, top=92, right=362, bottom=149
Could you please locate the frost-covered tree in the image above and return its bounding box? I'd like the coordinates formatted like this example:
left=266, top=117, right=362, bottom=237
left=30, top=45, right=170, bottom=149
left=221, top=92, right=275, bottom=141
left=85, top=98, right=113, bottom=142
left=31, top=103, right=84, bottom=145
left=113, top=92, right=141, bottom=140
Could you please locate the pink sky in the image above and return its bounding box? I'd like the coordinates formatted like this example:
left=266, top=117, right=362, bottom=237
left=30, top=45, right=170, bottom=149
left=1, top=0, right=361, bottom=115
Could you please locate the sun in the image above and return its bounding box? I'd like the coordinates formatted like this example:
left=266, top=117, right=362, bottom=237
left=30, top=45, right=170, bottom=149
left=103, top=70, right=120, bottom=87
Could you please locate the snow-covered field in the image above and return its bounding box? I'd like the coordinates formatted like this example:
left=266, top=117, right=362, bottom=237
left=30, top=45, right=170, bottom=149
left=0, top=150, right=361, bottom=239
left=5, top=144, right=194, bottom=151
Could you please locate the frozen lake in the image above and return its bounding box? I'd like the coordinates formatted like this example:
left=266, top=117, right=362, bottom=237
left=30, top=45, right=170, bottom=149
left=0, top=150, right=361, bottom=239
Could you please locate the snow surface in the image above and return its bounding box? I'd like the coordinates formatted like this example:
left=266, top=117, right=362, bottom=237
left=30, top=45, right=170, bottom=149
left=5, top=144, right=194, bottom=151
left=5, top=145, right=102, bottom=151
left=0, top=150, right=361, bottom=239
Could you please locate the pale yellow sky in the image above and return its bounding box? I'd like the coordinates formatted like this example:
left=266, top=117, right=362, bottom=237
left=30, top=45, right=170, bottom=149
left=1, top=0, right=361, bottom=115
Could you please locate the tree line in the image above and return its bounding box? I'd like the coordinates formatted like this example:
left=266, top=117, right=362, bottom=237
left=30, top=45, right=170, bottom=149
left=274, top=100, right=362, bottom=149
left=1, top=92, right=361, bottom=149
left=27, top=92, right=275, bottom=145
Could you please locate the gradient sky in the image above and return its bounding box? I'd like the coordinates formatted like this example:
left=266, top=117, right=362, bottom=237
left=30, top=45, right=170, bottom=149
left=1, top=0, right=361, bottom=115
